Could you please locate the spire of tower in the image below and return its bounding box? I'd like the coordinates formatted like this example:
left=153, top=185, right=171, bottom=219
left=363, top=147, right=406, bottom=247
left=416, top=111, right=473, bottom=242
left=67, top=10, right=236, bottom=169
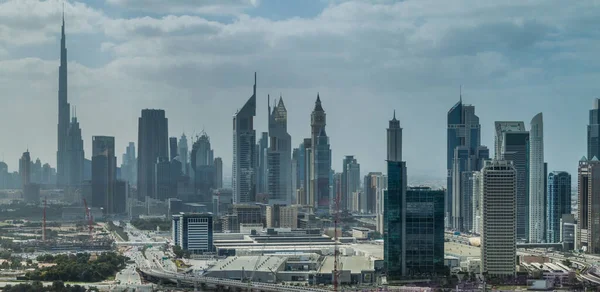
left=459, top=85, right=462, bottom=103
left=393, top=110, right=396, bottom=120
left=253, top=72, right=257, bottom=96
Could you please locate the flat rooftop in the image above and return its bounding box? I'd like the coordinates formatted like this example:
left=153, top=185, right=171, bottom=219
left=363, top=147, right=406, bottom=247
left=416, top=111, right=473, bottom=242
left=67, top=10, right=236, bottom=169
left=207, top=255, right=286, bottom=273
left=319, top=256, right=373, bottom=274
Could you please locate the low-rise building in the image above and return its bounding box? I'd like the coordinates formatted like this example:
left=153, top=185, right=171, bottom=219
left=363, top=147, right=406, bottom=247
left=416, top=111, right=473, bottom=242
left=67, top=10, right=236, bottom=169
left=172, top=213, right=214, bottom=254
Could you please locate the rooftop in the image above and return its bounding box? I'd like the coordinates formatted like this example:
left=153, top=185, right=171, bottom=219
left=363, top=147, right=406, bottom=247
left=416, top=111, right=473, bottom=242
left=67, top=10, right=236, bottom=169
left=319, top=256, right=373, bottom=274
left=207, top=255, right=286, bottom=273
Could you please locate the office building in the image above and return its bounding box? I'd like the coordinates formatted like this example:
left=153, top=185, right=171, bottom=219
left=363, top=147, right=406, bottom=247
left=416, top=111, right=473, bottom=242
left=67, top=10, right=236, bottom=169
left=364, top=172, right=383, bottom=214
left=19, top=150, right=31, bottom=188
left=546, top=171, right=571, bottom=243
left=342, top=156, right=360, bottom=212
left=471, top=171, right=483, bottom=235
left=257, top=132, right=268, bottom=194
left=295, top=139, right=312, bottom=206
left=138, top=109, right=168, bottom=200
left=267, top=96, right=292, bottom=205
left=191, top=132, right=215, bottom=202
left=233, top=73, right=257, bottom=204
left=577, top=158, right=600, bottom=254
left=169, top=137, right=178, bottom=161
left=91, top=136, right=116, bottom=213
left=172, top=213, right=214, bottom=254
left=560, top=214, right=577, bottom=251
left=588, top=98, right=600, bottom=160
left=529, top=113, right=545, bottom=243
left=155, top=157, right=172, bottom=201
left=481, top=160, right=517, bottom=278
left=66, top=113, right=84, bottom=187
left=310, top=95, right=331, bottom=213
left=120, top=142, right=136, bottom=185
left=178, top=134, right=189, bottom=176
left=266, top=204, right=298, bottom=229
left=56, top=14, right=70, bottom=187
left=214, top=157, right=223, bottom=189
left=495, top=121, right=529, bottom=241
left=114, top=180, right=128, bottom=214
left=447, top=97, right=486, bottom=230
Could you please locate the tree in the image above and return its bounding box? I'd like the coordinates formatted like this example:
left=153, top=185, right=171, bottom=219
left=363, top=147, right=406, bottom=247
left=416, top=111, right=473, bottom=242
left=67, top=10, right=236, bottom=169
left=562, top=259, right=572, bottom=267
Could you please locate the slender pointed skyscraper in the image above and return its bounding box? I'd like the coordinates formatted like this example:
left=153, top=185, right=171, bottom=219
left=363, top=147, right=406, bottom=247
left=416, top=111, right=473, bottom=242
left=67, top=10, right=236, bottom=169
left=232, top=73, right=257, bottom=203
left=57, top=12, right=70, bottom=186
left=310, top=94, right=331, bottom=213
left=267, top=96, right=292, bottom=205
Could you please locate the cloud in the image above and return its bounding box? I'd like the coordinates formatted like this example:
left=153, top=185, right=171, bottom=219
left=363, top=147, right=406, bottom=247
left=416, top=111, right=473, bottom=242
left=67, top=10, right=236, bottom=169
left=104, top=0, right=260, bottom=15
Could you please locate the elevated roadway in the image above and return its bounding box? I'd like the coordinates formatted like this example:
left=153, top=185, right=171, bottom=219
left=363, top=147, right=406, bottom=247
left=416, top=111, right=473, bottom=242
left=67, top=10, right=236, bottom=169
left=139, top=268, right=331, bottom=292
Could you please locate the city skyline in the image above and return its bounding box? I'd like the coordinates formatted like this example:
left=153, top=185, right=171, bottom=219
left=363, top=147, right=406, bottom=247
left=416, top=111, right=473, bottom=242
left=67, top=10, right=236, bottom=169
left=0, top=0, right=598, bottom=180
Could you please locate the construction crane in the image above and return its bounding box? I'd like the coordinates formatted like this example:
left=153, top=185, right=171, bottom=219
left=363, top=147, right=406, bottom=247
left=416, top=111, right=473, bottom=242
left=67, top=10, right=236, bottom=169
left=333, top=184, right=341, bottom=292
left=83, top=199, right=93, bottom=240
left=42, top=197, right=47, bottom=241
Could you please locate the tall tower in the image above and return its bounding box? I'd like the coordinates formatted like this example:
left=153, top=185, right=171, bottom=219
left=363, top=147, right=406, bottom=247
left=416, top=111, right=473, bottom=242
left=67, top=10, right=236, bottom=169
left=232, top=73, right=257, bottom=204
left=481, top=160, right=517, bottom=278
left=92, top=136, right=116, bottom=213
left=66, top=113, right=84, bottom=187
left=56, top=12, right=70, bottom=187
left=529, top=113, right=545, bottom=243
left=19, top=150, right=32, bottom=188
left=577, top=157, right=600, bottom=254
left=169, top=137, right=178, bottom=161
left=546, top=171, right=571, bottom=243
left=137, top=109, right=169, bottom=200
left=191, top=132, right=215, bottom=202
left=267, top=96, right=292, bottom=205
left=387, top=111, right=402, bottom=161
left=588, top=98, right=600, bottom=160
left=447, top=96, right=487, bottom=231
left=178, top=134, right=188, bottom=176
left=310, top=94, right=330, bottom=212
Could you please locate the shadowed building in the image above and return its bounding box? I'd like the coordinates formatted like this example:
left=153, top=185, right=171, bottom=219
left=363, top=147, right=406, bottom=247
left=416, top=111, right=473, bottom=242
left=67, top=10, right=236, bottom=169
left=267, top=96, right=292, bottom=205
left=310, top=95, right=331, bottom=213
left=92, top=136, right=116, bottom=214
left=66, top=113, right=84, bottom=187
left=138, top=109, right=168, bottom=201
left=233, top=73, right=257, bottom=204
left=56, top=13, right=70, bottom=187
left=546, top=171, right=571, bottom=243
left=191, top=132, right=215, bottom=203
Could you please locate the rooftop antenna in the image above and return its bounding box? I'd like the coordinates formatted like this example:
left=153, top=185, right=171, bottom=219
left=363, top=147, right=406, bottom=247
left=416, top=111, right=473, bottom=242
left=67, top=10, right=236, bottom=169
left=460, top=85, right=462, bottom=103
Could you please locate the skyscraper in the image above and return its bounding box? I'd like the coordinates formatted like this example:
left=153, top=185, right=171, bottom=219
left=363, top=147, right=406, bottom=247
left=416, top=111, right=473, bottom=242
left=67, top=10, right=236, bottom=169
left=66, top=114, right=84, bottom=187
left=310, top=94, right=331, bottom=213
left=481, top=160, right=517, bottom=278
left=121, top=142, right=136, bottom=184
left=191, top=132, right=215, bottom=202
left=169, top=137, right=178, bottom=161
left=257, top=132, right=268, bottom=194
left=529, top=113, right=545, bottom=243
left=495, top=121, right=529, bottom=241
left=387, top=111, right=402, bottom=162
left=447, top=97, right=487, bottom=231
left=178, top=134, right=189, bottom=176
left=588, top=98, right=600, bottom=160
left=267, top=96, right=292, bottom=205
left=384, top=112, right=408, bottom=279
left=341, top=155, right=360, bottom=212
left=577, top=157, right=600, bottom=254
left=232, top=73, right=257, bottom=204
left=19, top=150, right=31, bottom=188
left=92, top=136, right=116, bottom=213
left=546, top=171, right=571, bottom=243
left=214, top=157, right=223, bottom=189
left=364, top=172, right=384, bottom=214
left=56, top=14, right=70, bottom=187
left=137, top=109, right=169, bottom=201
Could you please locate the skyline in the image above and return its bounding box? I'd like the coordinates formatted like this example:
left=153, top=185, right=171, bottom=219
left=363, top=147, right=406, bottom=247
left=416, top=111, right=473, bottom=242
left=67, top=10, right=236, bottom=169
left=1, top=0, right=599, bottom=179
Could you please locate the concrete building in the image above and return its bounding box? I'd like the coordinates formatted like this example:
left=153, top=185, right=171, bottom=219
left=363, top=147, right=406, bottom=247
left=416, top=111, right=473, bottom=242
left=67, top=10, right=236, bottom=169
left=310, top=95, right=331, bottom=213
left=577, top=157, right=600, bottom=254
left=154, top=157, right=172, bottom=201
left=214, top=157, right=223, bottom=189
left=447, top=98, right=487, bottom=231
left=560, top=214, right=577, bottom=251
left=172, top=213, right=214, bottom=254
left=588, top=98, right=600, bottom=161
left=169, top=137, right=178, bottom=161
left=481, top=160, right=517, bottom=278
left=191, top=132, right=215, bottom=203
left=471, top=171, right=483, bottom=235
left=496, top=121, right=529, bottom=242
left=267, top=96, right=292, bottom=205
left=233, top=73, right=257, bottom=204
left=257, top=132, right=268, bottom=195
left=19, top=150, right=31, bottom=189
left=363, top=172, right=383, bottom=214
left=178, top=133, right=189, bottom=176
left=342, top=156, right=360, bottom=212
left=91, top=136, right=116, bottom=214
left=529, top=113, right=545, bottom=243
left=547, top=171, right=571, bottom=243
left=138, top=109, right=168, bottom=201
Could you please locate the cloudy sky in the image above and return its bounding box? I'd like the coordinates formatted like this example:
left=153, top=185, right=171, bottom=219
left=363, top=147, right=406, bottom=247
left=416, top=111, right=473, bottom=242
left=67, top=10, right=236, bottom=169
left=0, top=0, right=598, bottom=181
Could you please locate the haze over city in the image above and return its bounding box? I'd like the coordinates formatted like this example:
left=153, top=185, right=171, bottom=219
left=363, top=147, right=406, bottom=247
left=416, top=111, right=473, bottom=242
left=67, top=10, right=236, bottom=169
left=1, top=0, right=597, bottom=179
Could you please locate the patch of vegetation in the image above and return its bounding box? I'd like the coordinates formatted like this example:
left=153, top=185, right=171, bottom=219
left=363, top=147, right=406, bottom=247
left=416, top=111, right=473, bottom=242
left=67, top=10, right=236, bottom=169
left=131, top=218, right=171, bottom=231
left=106, top=221, right=129, bottom=241
left=173, top=245, right=190, bottom=259
left=27, top=252, right=128, bottom=282
left=3, top=281, right=97, bottom=292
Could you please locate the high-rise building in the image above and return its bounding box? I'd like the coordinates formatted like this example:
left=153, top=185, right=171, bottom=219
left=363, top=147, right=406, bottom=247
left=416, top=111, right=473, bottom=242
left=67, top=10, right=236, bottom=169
left=214, top=157, right=223, bottom=189
left=232, top=73, right=257, bottom=204
left=19, top=150, right=31, bottom=188
left=257, top=132, right=268, bottom=194
left=310, top=95, right=331, bottom=213
left=169, top=137, right=178, bottom=161
left=495, top=121, right=529, bottom=241
left=172, top=213, right=214, bottom=254
left=364, top=172, right=383, bottom=214
left=155, top=157, right=172, bottom=201
left=471, top=171, right=483, bottom=235
left=588, top=98, right=600, bottom=160
left=56, top=14, right=70, bottom=186
left=546, top=171, right=571, bottom=243
left=342, top=156, right=360, bottom=212
left=481, top=160, right=517, bottom=278
left=121, top=142, right=136, bottom=185
left=296, top=139, right=312, bottom=206
left=267, top=96, right=292, bottom=205
left=529, top=113, right=545, bottom=243
left=114, top=180, right=128, bottom=214
left=447, top=98, right=487, bottom=231
left=178, top=134, right=189, bottom=176
left=577, top=157, right=600, bottom=254
left=384, top=112, right=407, bottom=279
left=137, top=109, right=168, bottom=200
left=66, top=114, right=84, bottom=187
left=91, top=136, right=116, bottom=214
left=191, top=132, right=215, bottom=202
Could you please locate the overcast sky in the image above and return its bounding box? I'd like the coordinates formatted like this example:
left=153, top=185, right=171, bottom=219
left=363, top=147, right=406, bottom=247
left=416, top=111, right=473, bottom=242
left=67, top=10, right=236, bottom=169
left=0, top=0, right=598, bottom=181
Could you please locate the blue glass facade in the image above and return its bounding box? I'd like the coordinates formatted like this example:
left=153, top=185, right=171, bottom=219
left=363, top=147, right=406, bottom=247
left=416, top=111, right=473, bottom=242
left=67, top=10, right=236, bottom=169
left=546, top=171, right=571, bottom=243
left=384, top=160, right=406, bottom=279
